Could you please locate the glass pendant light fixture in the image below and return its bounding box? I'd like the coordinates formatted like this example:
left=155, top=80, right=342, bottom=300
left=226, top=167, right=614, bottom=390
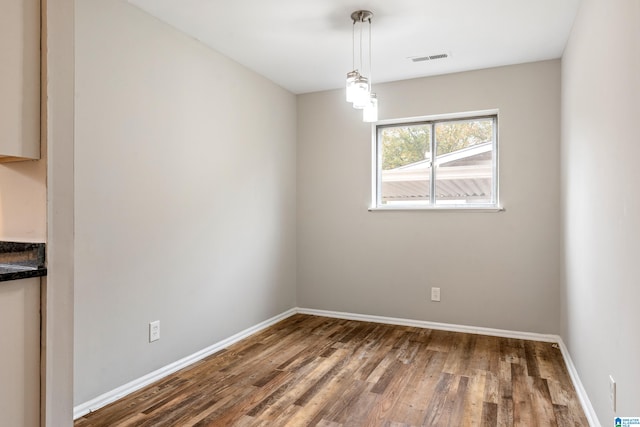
left=351, top=75, right=369, bottom=109
left=363, top=93, right=378, bottom=122
left=345, top=70, right=359, bottom=102
left=346, top=10, right=378, bottom=122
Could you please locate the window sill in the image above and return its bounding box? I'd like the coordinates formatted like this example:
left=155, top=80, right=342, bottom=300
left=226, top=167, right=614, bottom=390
left=368, top=205, right=504, bottom=213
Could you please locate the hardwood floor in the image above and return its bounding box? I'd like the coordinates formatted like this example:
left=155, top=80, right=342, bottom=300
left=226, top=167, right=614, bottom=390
left=74, top=314, right=589, bottom=426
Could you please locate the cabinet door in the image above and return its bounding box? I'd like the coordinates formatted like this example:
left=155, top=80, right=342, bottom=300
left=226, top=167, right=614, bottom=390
left=0, top=0, right=41, bottom=161
left=0, top=278, right=41, bottom=427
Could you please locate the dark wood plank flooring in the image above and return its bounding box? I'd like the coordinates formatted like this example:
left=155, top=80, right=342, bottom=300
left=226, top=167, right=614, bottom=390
left=75, top=314, right=589, bottom=426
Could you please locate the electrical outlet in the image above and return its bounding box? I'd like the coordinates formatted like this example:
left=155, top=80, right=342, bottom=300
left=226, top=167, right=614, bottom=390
left=609, top=375, right=616, bottom=411
left=431, top=287, right=441, bottom=302
left=149, top=320, right=160, bottom=342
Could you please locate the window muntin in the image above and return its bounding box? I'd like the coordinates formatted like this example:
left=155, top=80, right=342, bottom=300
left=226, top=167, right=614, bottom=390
left=375, top=114, right=498, bottom=209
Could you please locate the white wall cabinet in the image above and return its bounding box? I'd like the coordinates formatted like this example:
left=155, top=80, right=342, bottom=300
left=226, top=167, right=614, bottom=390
left=0, top=0, right=41, bottom=162
left=0, top=278, right=41, bottom=427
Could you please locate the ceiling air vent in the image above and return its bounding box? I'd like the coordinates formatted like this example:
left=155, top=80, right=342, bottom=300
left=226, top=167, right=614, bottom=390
left=410, top=53, right=449, bottom=63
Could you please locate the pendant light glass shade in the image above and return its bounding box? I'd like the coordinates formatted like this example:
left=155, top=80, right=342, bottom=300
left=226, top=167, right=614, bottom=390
left=363, top=93, right=378, bottom=122
left=351, top=76, right=369, bottom=109
left=346, top=71, right=360, bottom=102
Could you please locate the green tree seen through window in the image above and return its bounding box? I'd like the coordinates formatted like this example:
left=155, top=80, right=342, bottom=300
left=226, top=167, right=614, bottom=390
left=381, top=119, right=493, bottom=170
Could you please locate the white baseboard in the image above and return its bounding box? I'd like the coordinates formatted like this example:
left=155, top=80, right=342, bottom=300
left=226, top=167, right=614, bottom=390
left=556, top=338, right=601, bottom=427
left=297, top=307, right=559, bottom=342
left=74, top=306, right=599, bottom=427
left=73, top=308, right=297, bottom=419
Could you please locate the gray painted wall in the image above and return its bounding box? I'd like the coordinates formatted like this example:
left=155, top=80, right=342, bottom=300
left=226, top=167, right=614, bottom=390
left=297, top=60, right=562, bottom=334
left=561, top=0, right=640, bottom=420
left=74, top=0, right=297, bottom=404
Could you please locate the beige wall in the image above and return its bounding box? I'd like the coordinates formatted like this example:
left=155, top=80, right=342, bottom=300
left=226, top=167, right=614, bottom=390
left=0, top=160, right=46, bottom=241
left=43, top=0, right=75, bottom=424
left=74, top=0, right=297, bottom=405
left=561, top=0, right=640, bottom=421
left=297, top=60, right=561, bottom=334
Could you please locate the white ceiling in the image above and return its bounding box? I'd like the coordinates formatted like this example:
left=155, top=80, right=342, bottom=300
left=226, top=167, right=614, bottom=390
left=127, top=0, right=580, bottom=94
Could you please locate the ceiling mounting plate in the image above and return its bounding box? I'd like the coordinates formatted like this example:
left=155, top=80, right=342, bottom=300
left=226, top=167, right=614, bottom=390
left=351, top=10, right=373, bottom=23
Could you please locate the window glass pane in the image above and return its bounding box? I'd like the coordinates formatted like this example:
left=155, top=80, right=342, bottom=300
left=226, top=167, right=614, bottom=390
left=434, top=118, right=494, bottom=205
left=379, top=124, right=432, bottom=205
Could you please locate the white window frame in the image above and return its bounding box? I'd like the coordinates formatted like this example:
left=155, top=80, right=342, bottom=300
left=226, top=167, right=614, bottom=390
left=370, top=110, right=502, bottom=212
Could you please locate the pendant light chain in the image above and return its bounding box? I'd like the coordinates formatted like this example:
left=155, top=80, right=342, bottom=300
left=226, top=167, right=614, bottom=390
left=368, top=16, right=372, bottom=89
left=359, top=16, right=364, bottom=74
left=352, top=20, right=356, bottom=71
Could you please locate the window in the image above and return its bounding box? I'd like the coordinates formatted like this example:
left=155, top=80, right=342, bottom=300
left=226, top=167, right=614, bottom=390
left=373, top=112, right=498, bottom=210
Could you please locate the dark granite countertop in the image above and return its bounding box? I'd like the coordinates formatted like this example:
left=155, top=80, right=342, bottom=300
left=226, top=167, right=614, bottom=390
left=0, top=241, right=47, bottom=282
